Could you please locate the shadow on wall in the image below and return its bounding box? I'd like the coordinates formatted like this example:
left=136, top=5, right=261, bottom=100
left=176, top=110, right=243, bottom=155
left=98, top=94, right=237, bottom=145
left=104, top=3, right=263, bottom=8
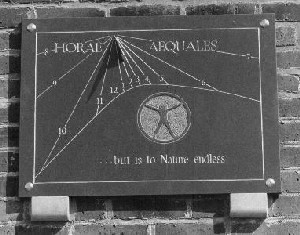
left=72, top=194, right=267, bottom=234
left=15, top=222, right=67, bottom=234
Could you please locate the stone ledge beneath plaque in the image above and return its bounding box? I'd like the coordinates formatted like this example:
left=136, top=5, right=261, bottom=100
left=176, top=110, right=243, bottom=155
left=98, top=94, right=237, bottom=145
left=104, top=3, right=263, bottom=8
left=230, top=193, right=268, bottom=218
left=31, top=196, right=70, bottom=221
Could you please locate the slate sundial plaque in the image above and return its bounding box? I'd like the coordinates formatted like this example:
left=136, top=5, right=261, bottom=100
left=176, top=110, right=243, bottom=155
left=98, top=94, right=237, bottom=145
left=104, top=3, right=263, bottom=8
left=19, top=14, right=280, bottom=196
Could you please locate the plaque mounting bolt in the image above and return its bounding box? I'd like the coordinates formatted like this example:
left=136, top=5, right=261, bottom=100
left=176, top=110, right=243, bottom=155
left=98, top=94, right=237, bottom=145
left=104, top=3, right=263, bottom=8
left=260, top=19, right=269, bottom=28
left=27, top=23, right=36, bottom=32
left=266, top=178, right=275, bottom=187
left=25, top=182, right=33, bottom=191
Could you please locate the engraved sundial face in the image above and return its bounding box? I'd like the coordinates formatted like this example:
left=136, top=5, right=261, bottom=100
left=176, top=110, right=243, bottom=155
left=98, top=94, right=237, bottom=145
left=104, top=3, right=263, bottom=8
left=137, top=92, right=191, bottom=144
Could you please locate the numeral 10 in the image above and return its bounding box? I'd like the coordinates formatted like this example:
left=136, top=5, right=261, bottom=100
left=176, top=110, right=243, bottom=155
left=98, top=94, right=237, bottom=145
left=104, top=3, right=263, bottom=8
left=59, top=127, right=67, bottom=135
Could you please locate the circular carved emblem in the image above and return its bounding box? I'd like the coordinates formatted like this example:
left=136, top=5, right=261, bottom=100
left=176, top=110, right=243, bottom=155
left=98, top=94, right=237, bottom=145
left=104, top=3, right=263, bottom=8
left=137, top=92, right=191, bottom=144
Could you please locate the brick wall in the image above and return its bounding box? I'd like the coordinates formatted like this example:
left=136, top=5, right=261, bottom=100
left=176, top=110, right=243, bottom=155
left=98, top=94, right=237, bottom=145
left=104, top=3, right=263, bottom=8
left=0, top=0, right=300, bottom=234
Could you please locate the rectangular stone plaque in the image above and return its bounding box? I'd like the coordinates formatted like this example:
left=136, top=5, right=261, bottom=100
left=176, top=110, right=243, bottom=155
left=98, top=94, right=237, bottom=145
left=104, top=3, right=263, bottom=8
left=19, top=15, right=280, bottom=196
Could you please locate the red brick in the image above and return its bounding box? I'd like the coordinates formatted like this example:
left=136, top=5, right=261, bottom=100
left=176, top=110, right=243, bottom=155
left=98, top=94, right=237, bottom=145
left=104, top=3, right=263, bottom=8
left=262, top=3, right=300, bottom=21
left=36, top=7, right=105, bottom=18
left=191, top=195, right=226, bottom=218
left=0, top=54, right=20, bottom=75
left=12, top=0, right=59, bottom=3
left=0, top=223, right=72, bottom=234
left=231, top=4, right=259, bottom=15
left=155, top=219, right=225, bottom=235
left=276, top=25, right=297, bottom=47
left=281, top=169, right=300, bottom=193
left=15, top=225, right=70, bottom=235
left=0, top=199, right=23, bottom=221
left=231, top=218, right=300, bottom=234
left=0, top=29, right=21, bottom=50
left=186, top=4, right=234, bottom=15
left=277, top=73, right=299, bottom=92
left=0, top=175, right=18, bottom=197
left=0, top=73, right=19, bottom=80
left=0, top=102, right=20, bottom=124
left=280, top=145, right=300, bottom=168
left=279, top=96, right=300, bottom=117
left=112, top=196, right=187, bottom=219
left=0, top=225, right=15, bottom=235
left=269, top=193, right=300, bottom=217
left=74, top=197, right=105, bottom=221
left=0, top=7, right=31, bottom=29
left=0, top=151, right=19, bottom=172
left=279, top=120, right=300, bottom=143
left=297, top=23, right=300, bottom=46
left=73, top=224, right=148, bottom=235
left=0, top=79, right=20, bottom=99
left=110, top=5, right=180, bottom=16
left=277, top=49, right=300, bottom=69
left=0, top=126, right=19, bottom=148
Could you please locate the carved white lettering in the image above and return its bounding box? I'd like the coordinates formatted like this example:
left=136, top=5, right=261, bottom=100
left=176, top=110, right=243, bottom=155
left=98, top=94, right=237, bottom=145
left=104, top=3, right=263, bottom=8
left=193, top=154, right=226, bottom=164
left=114, top=155, right=130, bottom=165
left=52, top=42, right=104, bottom=54
left=149, top=40, right=219, bottom=52
left=149, top=42, right=158, bottom=51
left=160, top=154, right=188, bottom=164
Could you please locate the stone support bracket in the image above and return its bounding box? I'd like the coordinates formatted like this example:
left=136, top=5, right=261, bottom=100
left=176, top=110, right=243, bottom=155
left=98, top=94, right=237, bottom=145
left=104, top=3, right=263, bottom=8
left=230, top=193, right=268, bottom=218
left=31, top=196, right=70, bottom=221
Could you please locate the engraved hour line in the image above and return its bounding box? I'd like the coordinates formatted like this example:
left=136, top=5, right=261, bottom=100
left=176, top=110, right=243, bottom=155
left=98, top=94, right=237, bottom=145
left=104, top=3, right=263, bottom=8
left=115, top=40, right=126, bottom=93
left=117, top=39, right=145, bottom=77
left=37, top=48, right=49, bottom=56
left=115, top=39, right=131, bottom=83
left=99, top=40, right=113, bottom=97
left=139, top=84, right=260, bottom=102
left=120, top=38, right=216, bottom=90
left=116, top=34, right=154, bottom=42
left=118, top=39, right=152, bottom=85
left=119, top=43, right=136, bottom=77
left=36, top=40, right=112, bottom=178
left=84, top=35, right=111, bottom=44
left=118, top=38, right=168, bottom=85
left=119, top=40, right=151, bottom=84
left=36, top=52, right=93, bottom=99
left=119, top=42, right=138, bottom=80
left=117, top=35, right=174, bottom=56
left=119, top=39, right=165, bottom=85
left=64, top=38, right=112, bottom=126
left=117, top=34, right=177, bottom=56
left=37, top=38, right=113, bottom=99
left=36, top=93, right=122, bottom=176
left=121, top=38, right=259, bottom=102
left=119, top=53, right=133, bottom=88
left=214, top=50, right=258, bottom=59
left=118, top=39, right=156, bottom=84
left=36, top=136, right=60, bottom=177
left=121, top=39, right=168, bottom=85
left=36, top=81, right=260, bottom=177
left=117, top=39, right=141, bottom=85
left=94, top=37, right=112, bottom=46
left=121, top=58, right=133, bottom=87
left=117, top=34, right=257, bottom=59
